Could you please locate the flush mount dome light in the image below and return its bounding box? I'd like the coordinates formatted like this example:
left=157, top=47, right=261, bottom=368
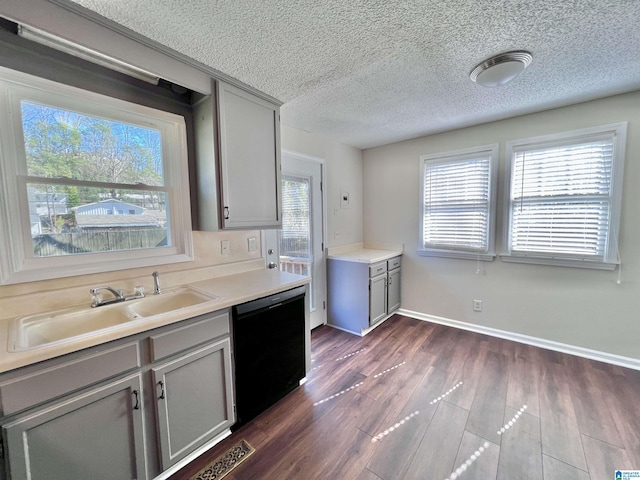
left=470, top=50, right=533, bottom=87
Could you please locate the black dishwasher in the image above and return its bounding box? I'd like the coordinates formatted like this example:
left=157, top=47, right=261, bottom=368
left=231, top=286, right=306, bottom=429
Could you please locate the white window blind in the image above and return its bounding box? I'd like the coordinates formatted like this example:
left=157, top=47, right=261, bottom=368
left=419, top=145, right=498, bottom=260
left=504, top=123, right=627, bottom=269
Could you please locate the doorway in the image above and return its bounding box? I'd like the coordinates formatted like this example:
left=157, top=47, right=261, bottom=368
left=264, top=150, right=326, bottom=329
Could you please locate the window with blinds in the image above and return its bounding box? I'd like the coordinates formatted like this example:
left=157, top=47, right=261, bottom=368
left=503, top=123, right=627, bottom=269
left=419, top=144, right=498, bottom=260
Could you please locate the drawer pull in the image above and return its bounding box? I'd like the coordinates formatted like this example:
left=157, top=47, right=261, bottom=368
left=133, top=390, right=140, bottom=410
left=158, top=381, right=166, bottom=400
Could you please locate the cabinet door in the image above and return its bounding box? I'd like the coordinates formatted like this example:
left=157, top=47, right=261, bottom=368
left=152, top=338, right=234, bottom=469
left=217, top=81, right=281, bottom=229
left=3, top=374, right=146, bottom=480
left=369, top=274, right=388, bottom=326
left=387, top=268, right=401, bottom=313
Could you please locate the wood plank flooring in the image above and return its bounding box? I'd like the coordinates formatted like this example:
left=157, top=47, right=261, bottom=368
left=169, top=315, right=640, bottom=480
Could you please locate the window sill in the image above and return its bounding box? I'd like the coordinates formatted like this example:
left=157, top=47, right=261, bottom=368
left=499, top=254, right=617, bottom=270
left=417, top=249, right=495, bottom=261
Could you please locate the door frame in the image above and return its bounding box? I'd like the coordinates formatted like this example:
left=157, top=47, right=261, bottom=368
left=263, top=149, right=327, bottom=328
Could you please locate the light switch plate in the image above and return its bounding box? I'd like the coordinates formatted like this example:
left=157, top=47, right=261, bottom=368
left=248, top=236, right=257, bottom=252
left=340, top=188, right=350, bottom=208
left=221, top=240, right=230, bottom=256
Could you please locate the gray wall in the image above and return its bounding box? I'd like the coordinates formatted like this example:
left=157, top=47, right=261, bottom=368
left=363, top=91, right=640, bottom=360
left=281, top=124, right=364, bottom=248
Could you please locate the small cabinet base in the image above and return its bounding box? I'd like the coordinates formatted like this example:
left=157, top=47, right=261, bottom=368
left=327, top=255, right=401, bottom=336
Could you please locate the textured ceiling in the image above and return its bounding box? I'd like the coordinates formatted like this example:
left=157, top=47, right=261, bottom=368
left=67, top=0, right=640, bottom=149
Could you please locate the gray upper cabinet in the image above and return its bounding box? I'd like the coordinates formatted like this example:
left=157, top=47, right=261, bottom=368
left=3, top=374, right=146, bottom=480
left=152, top=338, right=234, bottom=469
left=217, top=81, right=282, bottom=229
left=193, top=90, right=221, bottom=232
left=194, top=80, right=282, bottom=230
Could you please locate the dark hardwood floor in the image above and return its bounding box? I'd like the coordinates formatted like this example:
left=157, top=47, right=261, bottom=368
left=169, top=315, right=640, bottom=480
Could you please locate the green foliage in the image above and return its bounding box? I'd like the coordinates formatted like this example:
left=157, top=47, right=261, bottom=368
left=64, top=186, right=81, bottom=208
left=21, top=102, right=164, bottom=192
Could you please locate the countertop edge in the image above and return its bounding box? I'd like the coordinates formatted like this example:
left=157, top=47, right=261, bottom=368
left=327, top=248, right=403, bottom=264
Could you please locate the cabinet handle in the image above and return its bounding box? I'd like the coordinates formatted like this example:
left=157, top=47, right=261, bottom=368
left=158, top=381, right=166, bottom=400
left=133, top=390, right=140, bottom=410
left=224, top=206, right=230, bottom=220
left=389, top=277, right=392, bottom=285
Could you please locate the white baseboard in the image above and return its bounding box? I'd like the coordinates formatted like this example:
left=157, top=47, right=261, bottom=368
left=397, top=308, right=640, bottom=371
left=327, top=311, right=395, bottom=337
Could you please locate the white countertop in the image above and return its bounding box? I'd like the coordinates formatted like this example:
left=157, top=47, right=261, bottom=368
left=0, top=269, right=310, bottom=373
left=328, top=248, right=403, bottom=264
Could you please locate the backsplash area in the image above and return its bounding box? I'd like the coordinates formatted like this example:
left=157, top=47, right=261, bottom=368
left=0, top=231, right=262, bottom=320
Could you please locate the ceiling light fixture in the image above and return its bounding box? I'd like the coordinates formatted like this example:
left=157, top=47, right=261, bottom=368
left=470, top=50, right=533, bottom=87
left=18, top=25, right=160, bottom=85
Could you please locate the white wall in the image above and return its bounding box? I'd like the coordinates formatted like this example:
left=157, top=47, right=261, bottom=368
left=281, top=124, right=363, bottom=248
left=363, top=91, right=640, bottom=360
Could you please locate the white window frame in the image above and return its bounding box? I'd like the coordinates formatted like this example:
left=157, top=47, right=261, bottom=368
left=0, top=66, right=193, bottom=284
left=501, top=123, right=627, bottom=270
left=418, top=144, right=499, bottom=260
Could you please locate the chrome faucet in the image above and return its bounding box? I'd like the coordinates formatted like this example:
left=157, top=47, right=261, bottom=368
left=90, top=285, right=145, bottom=308
left=152, top=271, right=161, bottom=295
left=90, top=286, right=124, bottom=308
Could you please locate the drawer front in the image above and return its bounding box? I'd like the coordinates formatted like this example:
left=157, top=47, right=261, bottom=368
left=150, top=311, right=230, bottom=362
left=369, top=261, right=387, bottom=278
left=0, top=342, right=140, bottom=416
left=388, top=256, right=402, bottom=270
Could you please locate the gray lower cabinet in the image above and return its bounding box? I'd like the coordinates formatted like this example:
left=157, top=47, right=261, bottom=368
left=3, top=374, right=146, bottom=480
left=328, top=255, right=402, bottom=335
left=387, top=267, right=401, bottom=313
left=369, top=273, right=388, bottom=326
left=153, top=338, right=234, bottom=469
left=0, top=309, right=234, bottom=480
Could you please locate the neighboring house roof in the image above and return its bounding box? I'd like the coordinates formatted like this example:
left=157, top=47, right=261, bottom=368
left=75, top=214, right=160, bottom=228
left=143, top=210, right=168, bottom=222
left=74, top=199, right=143, bottom=214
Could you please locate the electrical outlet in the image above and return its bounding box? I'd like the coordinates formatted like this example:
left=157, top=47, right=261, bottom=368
left=247, top=236, right=257, bottom=252
left=334, top=231, right=342, bottom=239
left=473, top=299, right=482, bottom=312
left=221, top=240, right=230, bottom=256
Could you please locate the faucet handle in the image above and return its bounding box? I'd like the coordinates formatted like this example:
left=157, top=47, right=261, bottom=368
left=90, top=292, right=103, bottom=308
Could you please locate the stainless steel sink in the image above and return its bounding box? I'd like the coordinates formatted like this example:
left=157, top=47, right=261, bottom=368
left=9, top=287, right=219, bottom=351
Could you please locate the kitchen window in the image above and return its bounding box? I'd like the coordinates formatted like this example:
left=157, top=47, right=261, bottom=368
left=418, top=144, right=498, bottom=260
left=0, top=66, right=193, bottom=284
left=502, top=123, right=627, bottom=269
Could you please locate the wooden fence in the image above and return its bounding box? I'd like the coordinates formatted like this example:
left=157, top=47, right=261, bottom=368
left=33, top=229, right=168, bottom=257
